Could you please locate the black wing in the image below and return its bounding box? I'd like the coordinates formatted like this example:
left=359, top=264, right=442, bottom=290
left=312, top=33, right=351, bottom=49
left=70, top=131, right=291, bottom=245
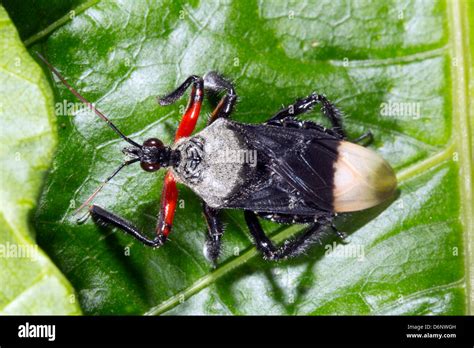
left=224, top=121, right=340, bottom=214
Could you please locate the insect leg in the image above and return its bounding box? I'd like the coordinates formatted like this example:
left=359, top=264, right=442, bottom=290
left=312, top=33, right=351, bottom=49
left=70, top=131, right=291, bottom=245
left=202, top=203, right=225, bottom=265
left=158, top=75, right=202, bottom=106
left=89, top=205, right=166, bottom=247
left=275, top=117, right=372, bottom=146
left=89, top=171, right=178, bottom=247
left=352, top=130, right=374, bottom=146
left=158, top=72, right=237, bottom=134
left=156, top=171, right=178, bottom=238
left=257, top=212, right=330, bottom=225
left=267, top=93, right=346, bottom=138
left=265, top=116, right=343, bottom=140
left=158, top=75, right=204, bottom=141
left=244, top=211, right=327, bottom=261
left=203, top=71, right=237, bottom=124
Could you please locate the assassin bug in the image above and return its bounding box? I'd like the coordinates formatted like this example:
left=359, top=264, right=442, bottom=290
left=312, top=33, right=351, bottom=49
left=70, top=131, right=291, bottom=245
left=37, top=52, right=396, bottom=264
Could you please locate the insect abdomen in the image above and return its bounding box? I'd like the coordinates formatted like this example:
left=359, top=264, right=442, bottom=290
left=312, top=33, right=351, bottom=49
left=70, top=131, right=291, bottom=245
left=333, top=141, right=397, bottom=212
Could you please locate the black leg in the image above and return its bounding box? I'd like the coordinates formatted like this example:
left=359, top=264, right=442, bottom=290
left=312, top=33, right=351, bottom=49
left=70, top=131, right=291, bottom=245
left=202, top=203, right=225, bottom=265
left=158, top=75, right=203, bottom=106
left=267, top=93, right=346, bottom=138
left=257, top=211, right=331, bottom=225
left=269, top=117, right=343, bottom=139
left=244, top=211, right=330, bottom=261
left=352, top=130, right=373, bottom=146
left=329, top=221, right=347, bottom=240
left=258, top=212, right=347, bottom=241
left=158, top=72, right=237, bottom=123
left=271, top=114, right=373, bottom=148
left=204, top=71, right=237, bottom=124
left=89, top=205, right=166, bottom=247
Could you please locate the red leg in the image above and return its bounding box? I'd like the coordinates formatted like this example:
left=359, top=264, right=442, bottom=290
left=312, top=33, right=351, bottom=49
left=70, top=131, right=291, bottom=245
left=157, top=78, right=205, bottom=238
left=174, top=80, right=204, bottom=141
left=157, top=171, right=178, bottom=238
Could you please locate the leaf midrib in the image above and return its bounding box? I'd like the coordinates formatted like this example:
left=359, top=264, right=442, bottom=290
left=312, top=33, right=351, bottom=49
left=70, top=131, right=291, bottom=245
left=23, top=0, right=101, bottom=47
left=448, top=0, right=474, bottom=315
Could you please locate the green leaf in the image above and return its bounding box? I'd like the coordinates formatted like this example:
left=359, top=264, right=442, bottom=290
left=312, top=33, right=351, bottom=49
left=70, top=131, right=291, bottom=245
left=25, top=0, right=472, bottom=314
left=0, top=6, right=81, bottom=315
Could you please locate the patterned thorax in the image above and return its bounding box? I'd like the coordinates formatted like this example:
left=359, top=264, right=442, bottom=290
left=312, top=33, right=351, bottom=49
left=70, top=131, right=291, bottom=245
left=171, top=118, right=253, bottom=207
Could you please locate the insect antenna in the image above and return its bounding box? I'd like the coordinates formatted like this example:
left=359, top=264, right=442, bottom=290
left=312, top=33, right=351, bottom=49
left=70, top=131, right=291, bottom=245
left=74, top=158, right=140, bottom=217
left=35, top=52, right=141, bottom=148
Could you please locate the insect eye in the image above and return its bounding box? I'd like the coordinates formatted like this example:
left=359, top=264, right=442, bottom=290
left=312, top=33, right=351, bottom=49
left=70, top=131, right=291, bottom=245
left=140, top=161, right=161, bottom=172
left=143, top=138, right=163, bottom=148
